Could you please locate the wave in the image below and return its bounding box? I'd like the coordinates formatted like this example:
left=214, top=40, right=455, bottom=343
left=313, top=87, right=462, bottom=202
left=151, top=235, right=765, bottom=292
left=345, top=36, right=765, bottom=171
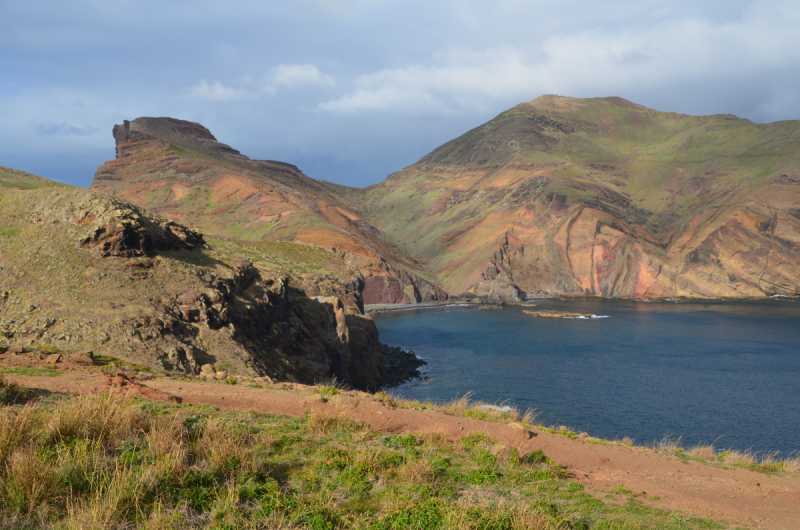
left=369, top=303, right=474, bottom=314
left=564, top=315, right=612, bottom=320
left=478, top=405, right=514, bottom=413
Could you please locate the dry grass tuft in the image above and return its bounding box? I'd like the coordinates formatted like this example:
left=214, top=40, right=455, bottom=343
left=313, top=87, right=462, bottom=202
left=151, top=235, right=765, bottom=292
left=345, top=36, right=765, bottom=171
left=63, top=463, right=158, bottom=530
left=489, top=442, right=514, bottom=464
left=689, top=444, right=716, bottom=460
left=398, top=460, right=434, bottom=484
left=306, top=410, right=369, bottom=436
left=650, top=435, right=797, bottom=474
left=45, top=393, right=147, bottom=447
left=447, top=392, right=474, bottom=413
left=443, top=503, right=552, bottom=530
left=0, top=405, right=39, bottom=467
left=783, top=455, right=800, bottom=473
left=653, top=435, right=682, bottom=453
left=199, top=416, right=251, bottom=471
left=445, top=392, right=524, bottom=423
left=137, top=502, right=188, bottom=530
left=0, top=445, right=59, bottom=517
left=146, top=417, right=188, bottom=477
left=521, top=408, right=538, bottom=427
left=0, top=376, right=34, bottom=405
left=416, top=428, right=448, bottom=448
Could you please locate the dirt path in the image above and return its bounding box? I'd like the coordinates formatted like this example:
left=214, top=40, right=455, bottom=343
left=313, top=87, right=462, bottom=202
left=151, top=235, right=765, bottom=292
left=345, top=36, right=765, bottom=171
left=5, top=368, right=799, bottom=529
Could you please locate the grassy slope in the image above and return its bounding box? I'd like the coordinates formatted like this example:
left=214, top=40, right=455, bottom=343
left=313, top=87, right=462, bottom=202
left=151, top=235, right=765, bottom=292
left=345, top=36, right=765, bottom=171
left=0, top=391, right=738, bottom=530
left=0, top=166, right=72, bottom=190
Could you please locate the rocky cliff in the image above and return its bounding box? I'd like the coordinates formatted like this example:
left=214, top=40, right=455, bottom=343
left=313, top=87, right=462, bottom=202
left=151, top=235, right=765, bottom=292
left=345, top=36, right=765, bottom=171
left=91, top=118, right=447, bottom=305
left=345, top=96, right=800, bottom=300
left=0, top=180, right=414, bottom=389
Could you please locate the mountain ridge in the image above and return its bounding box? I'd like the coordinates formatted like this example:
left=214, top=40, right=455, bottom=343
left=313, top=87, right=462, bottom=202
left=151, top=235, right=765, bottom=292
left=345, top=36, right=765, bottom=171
left=88, top=96, right=800, bottom=302
left=347, top=95, right=800, bottom=300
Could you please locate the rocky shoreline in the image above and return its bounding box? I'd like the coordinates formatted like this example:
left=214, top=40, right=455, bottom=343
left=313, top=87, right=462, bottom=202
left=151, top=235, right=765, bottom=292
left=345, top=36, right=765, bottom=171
left=379, top=343, right=427, bottom=387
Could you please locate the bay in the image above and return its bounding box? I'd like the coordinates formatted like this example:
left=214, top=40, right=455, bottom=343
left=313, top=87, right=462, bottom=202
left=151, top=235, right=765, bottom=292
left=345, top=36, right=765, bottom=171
left=372, top=299, right=800, bottom=456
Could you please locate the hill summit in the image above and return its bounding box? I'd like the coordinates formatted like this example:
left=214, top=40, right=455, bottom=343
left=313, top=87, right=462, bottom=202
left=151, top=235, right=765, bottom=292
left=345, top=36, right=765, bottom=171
left=348, top=95, right=800, bottom=300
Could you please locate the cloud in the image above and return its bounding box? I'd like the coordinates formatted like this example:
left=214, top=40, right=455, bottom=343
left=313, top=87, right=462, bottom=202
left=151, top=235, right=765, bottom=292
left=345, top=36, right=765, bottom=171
left=184, top=65, right=334, bottom=101
left=5, top=0, right=800, bottom=189
left=265, top=64, right=335, bottom=94
left=185, top=80, right=249, bottom=101
left=36, top=122, right=97, bottom=136
left=318, top=51, right=539, bottom=114
left=319, top=2, right=800, bottom=115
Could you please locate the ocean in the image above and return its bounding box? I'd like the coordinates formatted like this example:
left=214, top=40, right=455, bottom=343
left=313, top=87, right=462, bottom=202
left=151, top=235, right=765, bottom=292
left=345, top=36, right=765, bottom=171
left=372, top=298, right=800, bottom=456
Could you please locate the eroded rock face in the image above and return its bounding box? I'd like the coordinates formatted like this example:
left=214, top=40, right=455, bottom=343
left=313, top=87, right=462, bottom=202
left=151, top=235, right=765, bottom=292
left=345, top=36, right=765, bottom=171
left=363, top=276, right=410, bottom=304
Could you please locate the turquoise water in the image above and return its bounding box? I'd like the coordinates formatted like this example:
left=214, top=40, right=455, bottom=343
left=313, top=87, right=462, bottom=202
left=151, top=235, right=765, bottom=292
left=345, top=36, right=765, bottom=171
left=372, top=299, right=800, bottom=456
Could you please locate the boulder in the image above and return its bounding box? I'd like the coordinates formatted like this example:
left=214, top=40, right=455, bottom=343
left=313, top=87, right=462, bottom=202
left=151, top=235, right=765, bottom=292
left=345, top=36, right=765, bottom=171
left=45, top=353, right=63, bottom=363
left=507, top=422, right=534, bottom=440
left=200, top=363, right=215, bottom=375
left=67, top=354, right=94, bottom=365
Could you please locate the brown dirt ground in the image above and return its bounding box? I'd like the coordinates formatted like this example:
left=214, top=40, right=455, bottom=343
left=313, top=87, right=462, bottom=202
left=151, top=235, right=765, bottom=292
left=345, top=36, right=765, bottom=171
left=2, top=352, right=798, bottom=530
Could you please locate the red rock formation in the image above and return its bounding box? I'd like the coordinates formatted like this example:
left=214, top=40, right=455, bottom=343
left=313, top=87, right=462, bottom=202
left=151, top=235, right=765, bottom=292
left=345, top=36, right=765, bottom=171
left=92, top=117, right=447, bottom=306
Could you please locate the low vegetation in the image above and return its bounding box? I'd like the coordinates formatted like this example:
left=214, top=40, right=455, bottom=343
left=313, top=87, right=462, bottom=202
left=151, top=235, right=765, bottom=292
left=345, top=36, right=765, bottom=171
left=0, top=390, right=737, bottom=530
left=652, top=436, right=800, bottom=475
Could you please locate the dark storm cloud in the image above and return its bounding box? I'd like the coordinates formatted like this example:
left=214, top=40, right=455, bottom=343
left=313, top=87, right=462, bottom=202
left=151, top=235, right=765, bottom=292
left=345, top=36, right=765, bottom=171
left=1, top=0, right=799, bottom=187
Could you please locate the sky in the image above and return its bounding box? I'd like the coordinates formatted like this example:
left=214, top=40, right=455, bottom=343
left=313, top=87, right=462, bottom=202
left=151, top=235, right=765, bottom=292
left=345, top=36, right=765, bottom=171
left=3, top=0, right=800, bottom=188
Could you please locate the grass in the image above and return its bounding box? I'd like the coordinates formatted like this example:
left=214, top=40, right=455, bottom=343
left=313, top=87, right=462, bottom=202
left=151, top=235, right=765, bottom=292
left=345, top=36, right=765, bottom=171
left=93, top=355, right=153, bottom=374
left=0, top=391, right=736, bottom=530
left=443, top=392, right=537, bottom=426
left=650, top=436, right=800, bottom=475
left=0, top=366, right=61, bottom=378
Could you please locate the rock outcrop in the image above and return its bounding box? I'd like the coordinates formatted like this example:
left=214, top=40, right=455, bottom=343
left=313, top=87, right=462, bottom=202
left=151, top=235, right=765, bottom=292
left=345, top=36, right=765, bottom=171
left=30, top=190, right=203, bottom=257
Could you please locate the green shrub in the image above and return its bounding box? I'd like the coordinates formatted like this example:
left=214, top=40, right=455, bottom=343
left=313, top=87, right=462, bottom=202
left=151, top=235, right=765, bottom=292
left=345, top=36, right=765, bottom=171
left=378, top=499, right=443, bottom=529
left=380, top=434, right=419, bottom=450
left=465, top=467, right=500, bottom=485
left=520, top=449, right=551, bottom=466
